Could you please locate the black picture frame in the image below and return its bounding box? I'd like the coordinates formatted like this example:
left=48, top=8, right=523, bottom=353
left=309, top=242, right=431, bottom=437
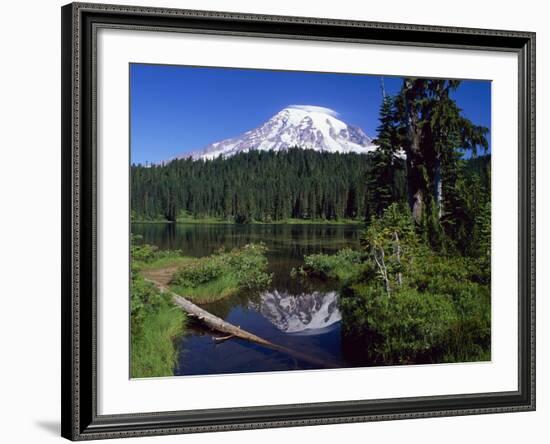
left=61, top=2, right=536, bottom=440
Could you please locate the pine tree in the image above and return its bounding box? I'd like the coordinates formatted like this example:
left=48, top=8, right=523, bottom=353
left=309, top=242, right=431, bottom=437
left=366, top=94, right=399, bottom=218
left=394, top=78, right=489, bottom=240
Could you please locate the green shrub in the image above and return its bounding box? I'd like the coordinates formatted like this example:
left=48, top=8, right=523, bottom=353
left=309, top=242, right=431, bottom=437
left=411, top=254, right=472, bottom=295
left=228, top=244, right=273, bottom=289
left=174, top=259, right=224, bottom=287
left=130, top=234, right=184, bottom=269
left=300, top=204, right=491, bottom=364
left=360, top=203, right=420, bottom=292
left=294, top=248, right=364, bottom=282
left=338, top=249, right=491, bottom=364
left=130, top=270, right=187, bottom=378
left=444, top=282, right=491, bottom=362
left=130, top=272, right=165, bottom=337
left=341, top=284, right=457, bottom=364
left=131, top=242, right=160, bottom=264
left=130, top=236, right=187, bottom=378
left=170, top=243, right=272, bottom=302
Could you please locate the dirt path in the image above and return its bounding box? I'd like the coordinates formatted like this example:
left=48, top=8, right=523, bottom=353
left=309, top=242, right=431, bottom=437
left=141, top=265, right=179, bottom=288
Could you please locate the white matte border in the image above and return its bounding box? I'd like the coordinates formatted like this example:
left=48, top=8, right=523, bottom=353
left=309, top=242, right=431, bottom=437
left=97, top=28, right=518, bottom=415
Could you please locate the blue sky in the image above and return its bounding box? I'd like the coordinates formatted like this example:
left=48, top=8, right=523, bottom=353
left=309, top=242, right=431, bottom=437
left=130, top=64, right=491, bottom=165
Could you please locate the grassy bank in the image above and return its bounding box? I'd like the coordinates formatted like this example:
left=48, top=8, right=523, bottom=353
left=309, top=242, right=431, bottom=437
left=132, top=238, right=272, bottom=305
left=130, top=269, right=187, bottom=378
left=297, top=204, right=491, bottom=365
left=260, top=218, right=364, bottom=225
left=130, top=239, right=272, bottom=377
left=169, top=244, right=272, bottom=303
left=130, top=239, right=188, bottom=378
left=131, top=216, right=365, bottom=225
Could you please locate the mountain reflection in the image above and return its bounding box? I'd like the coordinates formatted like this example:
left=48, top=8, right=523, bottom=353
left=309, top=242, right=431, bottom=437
left=250, top=290, right=341, bottom=334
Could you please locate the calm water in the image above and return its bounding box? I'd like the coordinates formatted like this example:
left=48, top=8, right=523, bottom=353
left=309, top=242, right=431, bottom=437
left=133, top=223, right=368, bottom=376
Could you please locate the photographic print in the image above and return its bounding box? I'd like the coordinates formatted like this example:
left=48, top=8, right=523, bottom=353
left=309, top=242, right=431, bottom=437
left=62, top=6, right=535, bottom=438
left=129, top=64, right=491, bottom=378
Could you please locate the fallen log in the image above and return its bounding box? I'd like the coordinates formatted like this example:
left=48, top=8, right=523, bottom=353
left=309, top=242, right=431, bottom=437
left=212, top=334, right=236, bottom=343
left=150, top=280, right=339, bottom=369
left=171, top=294, right=274, bottom=347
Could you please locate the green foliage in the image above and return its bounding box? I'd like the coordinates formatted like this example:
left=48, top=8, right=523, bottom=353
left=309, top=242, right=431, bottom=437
left=131, top=148, right=406, bottom=224
left=175, top=212, right=229, bottom=224
left=360, top=203, right=419, bottom=292
left=339, top=251, right=491, bottom=364
left=131, top=306, right=184, bottom=378
left=439, top=156, right=491, bottom=256
left=130, top=272, right=166, bottom=337
left=393, top=78, right=489, bottom=246
left=173, top=259, right=224, bottom=287
left=131, top=234, right=185, bottom=269
left=300, top=204, right=491, bottom=364
left=366, top=94, right=404, bottom=218
left=472, top=200, right=491, bottom=284
left=229, top=244, right=273, bottom=288
left=293, top=248, right=364, bottom=282
left=131, top=236, right=160, bottom=264
left=130, top=237, right=187, bottom=378
left=341, top=284, right=458, bottom=364
left=170, top=244, right=272, bottom=303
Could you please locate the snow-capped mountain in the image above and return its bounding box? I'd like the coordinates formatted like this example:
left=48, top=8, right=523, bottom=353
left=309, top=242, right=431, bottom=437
left=178, top=105, right=377, bottom=160
left=250, top=290, right=341, bottom=334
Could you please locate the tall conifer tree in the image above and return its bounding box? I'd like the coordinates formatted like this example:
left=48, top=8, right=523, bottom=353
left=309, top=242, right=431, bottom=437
left=394, top=78, right=489, bottom=242
left=366, top=93, right=399, bottom=219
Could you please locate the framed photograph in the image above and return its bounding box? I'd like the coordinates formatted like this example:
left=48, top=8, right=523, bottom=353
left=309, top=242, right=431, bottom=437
left=61, top=2, right=535, bottom=440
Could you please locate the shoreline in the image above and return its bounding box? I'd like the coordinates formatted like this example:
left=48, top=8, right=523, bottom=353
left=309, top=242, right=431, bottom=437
left=131, top=219, right=365, bottom=226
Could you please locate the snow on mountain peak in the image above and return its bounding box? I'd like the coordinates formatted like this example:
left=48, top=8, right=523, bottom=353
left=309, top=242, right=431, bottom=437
left=178, top=105, right=377, bottom=161
left=286, top=104, right=340, bottom=117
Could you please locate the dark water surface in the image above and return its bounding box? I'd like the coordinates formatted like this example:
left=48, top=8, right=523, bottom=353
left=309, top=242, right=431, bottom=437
left=133, top=223, right=367, bottom=376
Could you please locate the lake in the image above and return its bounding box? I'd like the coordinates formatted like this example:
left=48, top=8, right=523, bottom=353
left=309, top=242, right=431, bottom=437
left=132, top=222, right=373, bottom=376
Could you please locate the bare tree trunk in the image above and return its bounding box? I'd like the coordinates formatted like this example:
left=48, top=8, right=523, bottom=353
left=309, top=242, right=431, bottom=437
left=393, top=231, right=403, bottom=287
left=373, top=246, right=391, bottom=296
left=412, top=188, right=424, bottom=225
left=434, top=158, right=442, bottom=219
left=403, top=80, right=425, bottom=224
